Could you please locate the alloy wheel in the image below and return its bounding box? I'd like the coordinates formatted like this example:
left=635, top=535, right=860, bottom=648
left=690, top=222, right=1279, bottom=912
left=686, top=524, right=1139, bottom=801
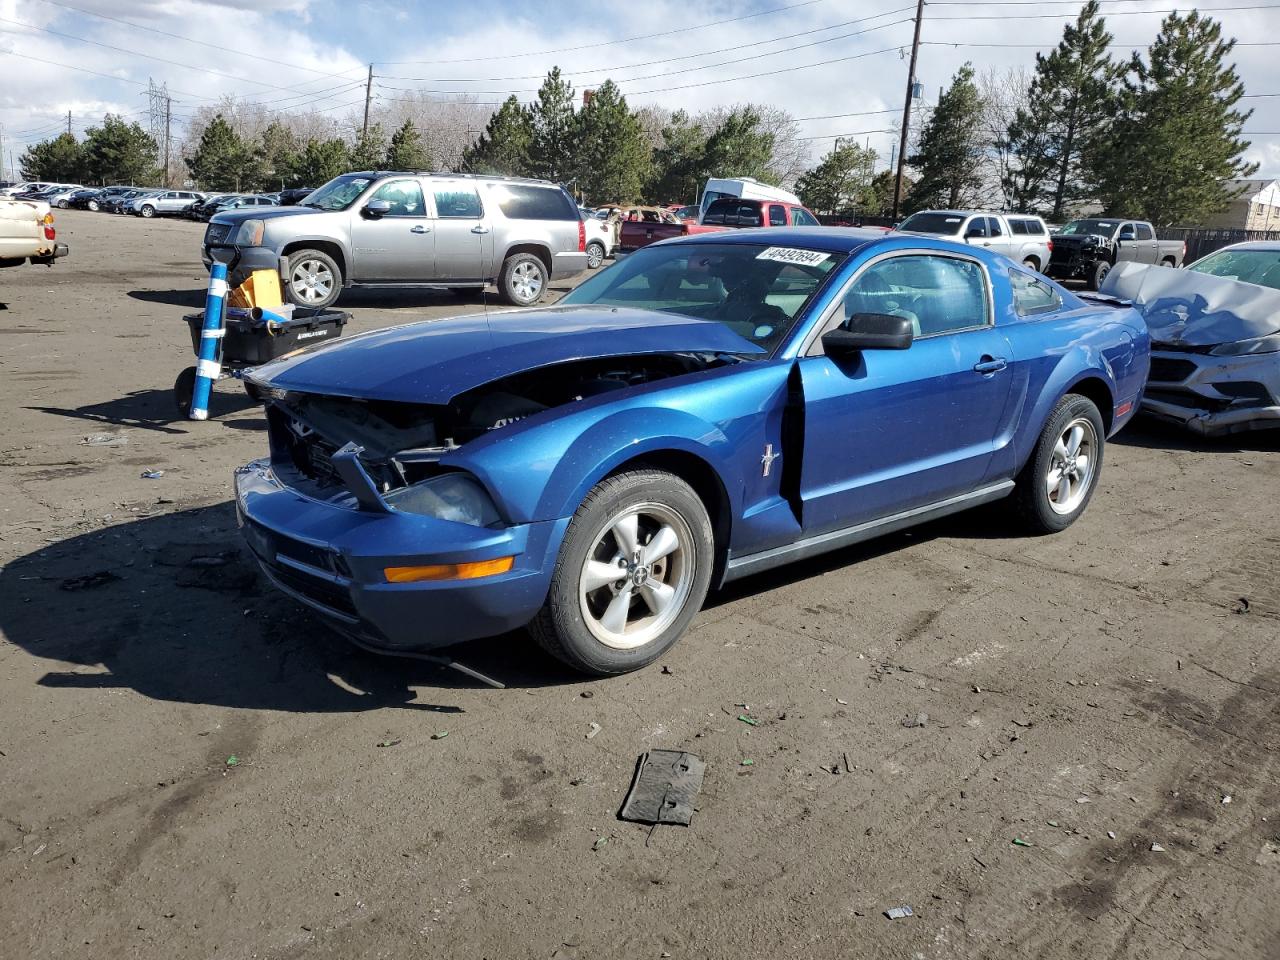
left=291, top=259, right=334, bottom=304
left=578, top=503, right=696, bottom=650
left=511, top=260, right=544, bottom=302
left=1046, top=417, right=1098, bottom=515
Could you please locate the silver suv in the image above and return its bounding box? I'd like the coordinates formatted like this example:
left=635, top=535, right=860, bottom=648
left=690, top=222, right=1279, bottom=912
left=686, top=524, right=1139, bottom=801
left=132, top=189, right=205, bottom=218
left=897, top=210, right=1053, bottom=273
left=201, top=171, right=589, bottom=307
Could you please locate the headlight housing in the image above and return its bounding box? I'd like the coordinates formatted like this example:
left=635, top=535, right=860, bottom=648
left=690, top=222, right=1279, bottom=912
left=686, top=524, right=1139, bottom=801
left=232, top=218, right=266, bottom=246
left=1209, top=333, right=1280, bottom=357
left=383, top=473, right=501, bottom=527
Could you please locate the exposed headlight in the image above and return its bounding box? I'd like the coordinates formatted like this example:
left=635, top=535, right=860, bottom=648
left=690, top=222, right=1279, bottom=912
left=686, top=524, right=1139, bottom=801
left=1210, top=333, right=1280, bottom=357
left=383, top=473, right=501, bottom=526
left=232, top=218, right=266, bottom=246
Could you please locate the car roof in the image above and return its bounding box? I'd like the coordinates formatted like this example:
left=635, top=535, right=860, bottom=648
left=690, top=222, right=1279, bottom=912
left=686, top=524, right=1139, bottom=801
left=1211, top=240, right=1280, bottom=252
left=346, top=170, right=563, bottom=187
left=911, top=209, right=1045, bottom=219
left=668, top=226, right=890, bottom=255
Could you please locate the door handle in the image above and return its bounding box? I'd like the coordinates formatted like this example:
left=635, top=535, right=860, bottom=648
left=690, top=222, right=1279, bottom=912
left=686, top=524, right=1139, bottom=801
left=410, top=225, right=430, bottom=234
left=471, top=225, right=491, bottom=234
left=973, top=356, right=1008, bottom=374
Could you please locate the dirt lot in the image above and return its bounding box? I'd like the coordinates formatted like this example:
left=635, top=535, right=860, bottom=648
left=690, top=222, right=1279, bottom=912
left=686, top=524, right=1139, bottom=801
left=1, top=209, right=1279, bottom=960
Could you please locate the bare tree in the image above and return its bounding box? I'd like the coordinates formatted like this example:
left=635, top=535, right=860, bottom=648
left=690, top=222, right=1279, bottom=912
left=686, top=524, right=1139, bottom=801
left=977, top=66, right=1032, bottom=208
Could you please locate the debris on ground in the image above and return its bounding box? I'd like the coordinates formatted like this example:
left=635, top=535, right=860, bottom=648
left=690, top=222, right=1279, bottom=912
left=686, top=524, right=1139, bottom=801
left=376, top=739, right=401, bottom=748
left=1151, top=842, right=1166, bottom=852
left=1234, top=597, right=1250, bottom=614
left=740, top=759, right=754, bottom=766
left=225, top=756, right=239, bottom=767
left=579, top=690, right=593, bottom=699
left=1012, top=838, right=1033, bottom=847
left=1108, top=831, right=1116, bottom=839
left=884, top=906, right=914, bottom=920
left=430, top=731, right=449, bottom=740
left=618, top=750, right=706, bottom=826
left=737, top=715, right=758, bottom=726
left=661, top=665, right=673, bottom=675
left=1076, top=796, right=1092, bottom=804
left=902, top=712, right=929, bottom=728
left=1222, top=794, right=1233, bottom=804
left=586, top=723, right=601, bottom=740
left=58, top=571, right=120, bottom=591
left=80, top=434, right=127, bottom=446
left=140, top=469, right=165, bottom=479
left=592, top=837, right=608, bottom=851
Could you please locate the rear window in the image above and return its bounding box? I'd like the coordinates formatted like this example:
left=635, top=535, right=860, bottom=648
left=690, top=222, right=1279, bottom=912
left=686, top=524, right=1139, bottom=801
left=898, top=212, right=965, bottom=235
left=491, top=184, right=577, bottom=221
left=1010, top=219, right=1028, bottom=235
left=704, top=200, right=763, bottom=226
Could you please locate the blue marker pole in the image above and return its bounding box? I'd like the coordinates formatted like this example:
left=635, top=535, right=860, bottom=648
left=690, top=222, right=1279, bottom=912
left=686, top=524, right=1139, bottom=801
left=189, top=262, right=228, bottom=421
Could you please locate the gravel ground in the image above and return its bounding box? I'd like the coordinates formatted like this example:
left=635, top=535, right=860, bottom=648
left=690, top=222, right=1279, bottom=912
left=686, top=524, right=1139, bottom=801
left=2, top=209, right=1279, bottom=960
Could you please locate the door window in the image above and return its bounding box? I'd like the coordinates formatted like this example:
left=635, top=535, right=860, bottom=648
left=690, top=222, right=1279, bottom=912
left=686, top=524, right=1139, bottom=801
left=965, top=218, right=988, bottom=238
left=986, top=217, right=1004, bottom=237
left=1009, top=269, right=1062, bottom=316
left=1135, top=223, right=1154, bottom=240
left=433, top=187, right=483, bottom=218
left=768, top=204, right=787, bottom=226
left=369, top=179, right=426, bottom=216
left=840, top=255, right=989, bottom=338
left=792, top=207, right=820, bottom=226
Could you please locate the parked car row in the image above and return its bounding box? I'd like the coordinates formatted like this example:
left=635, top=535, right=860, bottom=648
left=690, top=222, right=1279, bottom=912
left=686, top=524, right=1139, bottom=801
left=0, top=182, right=316, bottom=220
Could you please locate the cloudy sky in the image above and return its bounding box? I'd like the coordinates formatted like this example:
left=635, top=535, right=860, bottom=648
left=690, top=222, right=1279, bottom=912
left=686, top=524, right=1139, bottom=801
left=1, top=0, right=1277, bottom=180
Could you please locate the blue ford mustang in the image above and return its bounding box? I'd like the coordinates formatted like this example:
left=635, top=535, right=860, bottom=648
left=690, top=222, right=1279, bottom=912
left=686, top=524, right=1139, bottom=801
left=235, top=228, right=1149, bottom=675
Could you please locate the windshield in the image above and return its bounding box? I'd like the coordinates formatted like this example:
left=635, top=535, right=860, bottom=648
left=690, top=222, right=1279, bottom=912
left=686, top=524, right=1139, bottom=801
left=301, top=175, right=372, bottom=211
left=560, top=241, right=845, bottom=354
left=898, top=212, right=966, bottom=235
left=1060, top=219, right=1118, bottom=236
left=1189, top=248, right=1280, bottom=291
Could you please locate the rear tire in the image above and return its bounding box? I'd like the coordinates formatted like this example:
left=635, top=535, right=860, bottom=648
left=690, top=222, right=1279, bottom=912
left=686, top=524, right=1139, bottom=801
left=87, top=199, right=99, bottom=211
left=498, top=252, right=548, bottom=306
left=1022, top=257, right=1039, bottom=272
left=1013, top=394, right=1105, bottom=534
left=529, top=469, right=714, bottom=676
left=173, top=366, right=197, bottom=416
left=1161, top=257, right=1176, bottom=267
left=586, top=241, right=605, bottom=269
left=285, top=248, right=342, bottom=308
left=140, top=205, right=155, bottom=218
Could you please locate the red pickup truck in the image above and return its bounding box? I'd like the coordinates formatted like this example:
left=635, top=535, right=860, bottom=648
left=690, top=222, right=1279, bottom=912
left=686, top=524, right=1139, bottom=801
left=618, top=198, right=821, bottom=254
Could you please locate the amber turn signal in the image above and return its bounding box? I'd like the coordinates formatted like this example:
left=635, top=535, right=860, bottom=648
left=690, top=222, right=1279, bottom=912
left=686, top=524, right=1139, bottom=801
left=384, top=556, right=515, bottom=583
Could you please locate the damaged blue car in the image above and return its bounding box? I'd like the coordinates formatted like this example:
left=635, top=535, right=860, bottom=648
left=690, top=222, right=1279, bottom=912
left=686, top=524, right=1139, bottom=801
left=235, top=228, right=1149, bottom=675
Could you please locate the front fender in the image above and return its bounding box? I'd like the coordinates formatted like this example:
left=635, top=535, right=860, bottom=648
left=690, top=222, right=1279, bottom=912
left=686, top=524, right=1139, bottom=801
left=450, top=406, right=740, bottom=524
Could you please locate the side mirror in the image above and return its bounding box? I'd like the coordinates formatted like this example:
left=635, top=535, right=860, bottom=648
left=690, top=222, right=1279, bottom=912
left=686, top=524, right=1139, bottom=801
left=822, top=313, right=914, bottom=355
left=364, top=199, right=391, bottom=218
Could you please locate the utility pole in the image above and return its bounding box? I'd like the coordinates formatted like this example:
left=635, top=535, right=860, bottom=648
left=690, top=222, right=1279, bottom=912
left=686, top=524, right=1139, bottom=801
left=891, top=0, right=925, bottom=222
left=67, top=110, right=72, bottom=136
left=164, top=95, right=172, bottom=186
left=362, top=64, right=374, bottom=138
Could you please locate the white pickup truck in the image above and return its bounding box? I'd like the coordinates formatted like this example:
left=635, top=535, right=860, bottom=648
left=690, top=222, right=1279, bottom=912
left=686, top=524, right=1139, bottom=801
left=0, top=198, right=68, bottom=268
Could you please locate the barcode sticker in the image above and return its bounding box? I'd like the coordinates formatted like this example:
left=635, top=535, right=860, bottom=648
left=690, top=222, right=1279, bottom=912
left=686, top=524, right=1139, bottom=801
left=755, top=247, right=830, bottom=267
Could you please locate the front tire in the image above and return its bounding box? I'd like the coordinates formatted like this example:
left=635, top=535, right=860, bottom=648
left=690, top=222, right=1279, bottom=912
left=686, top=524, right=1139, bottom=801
left=498, top=252, right=547, bottom=306
left=1088, top=260, right=1111, bottom=291
left=285, top=248, right=342, bottom=308
left=586, top=241, right=605, bottom=269
left=529, top=469, right=714, bottom=676
left=140, top=204, right=155, bottom=218
left=87, top=199, right=99, bottom=211
left=57, top=200, right=69, bottom=209
left=1013, top=394, right=1105, bottom=534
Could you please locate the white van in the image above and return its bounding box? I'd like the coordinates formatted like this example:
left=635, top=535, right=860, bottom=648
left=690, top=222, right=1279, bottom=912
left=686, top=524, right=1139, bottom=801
left=698, top=177, right=801, bottom=220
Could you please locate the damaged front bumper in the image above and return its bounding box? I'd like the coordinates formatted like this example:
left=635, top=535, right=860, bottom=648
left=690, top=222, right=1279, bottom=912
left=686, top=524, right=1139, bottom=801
left=1141, top=349, right=1280, bottom=436
left=234, top=458, right=566, bottom=651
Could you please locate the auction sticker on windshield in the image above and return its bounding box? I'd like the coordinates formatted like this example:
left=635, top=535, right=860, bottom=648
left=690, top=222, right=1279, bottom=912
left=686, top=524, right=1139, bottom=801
left=756, top=247, right=831, bottom=267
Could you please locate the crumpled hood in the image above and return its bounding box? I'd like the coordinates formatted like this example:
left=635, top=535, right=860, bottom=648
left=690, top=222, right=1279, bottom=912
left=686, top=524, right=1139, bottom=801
left=1101, top=261, right=1280, bottom=346
left=248, top=305, right=764, bottom=403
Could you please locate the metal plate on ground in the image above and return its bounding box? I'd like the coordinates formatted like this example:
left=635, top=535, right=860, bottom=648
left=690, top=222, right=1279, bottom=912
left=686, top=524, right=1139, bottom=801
left=618, top=750, right=705, bottom=826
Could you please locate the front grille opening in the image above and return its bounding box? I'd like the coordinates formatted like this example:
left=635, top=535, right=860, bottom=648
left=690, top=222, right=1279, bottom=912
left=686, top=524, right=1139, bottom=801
left=1212, top=381, right=1273, bottom=406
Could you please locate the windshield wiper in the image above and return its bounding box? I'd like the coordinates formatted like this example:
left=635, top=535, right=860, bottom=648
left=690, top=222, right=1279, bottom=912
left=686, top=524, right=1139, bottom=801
left=300, top=202, right=325, bottom=210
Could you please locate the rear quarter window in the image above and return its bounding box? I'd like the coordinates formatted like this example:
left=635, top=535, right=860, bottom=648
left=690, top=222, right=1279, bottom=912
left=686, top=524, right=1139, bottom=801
left=1010, top=269, right=1062, bottom=317
left=1010, top=219, right=1028, bottom=235
left=492, top=185, right=577, bottom=221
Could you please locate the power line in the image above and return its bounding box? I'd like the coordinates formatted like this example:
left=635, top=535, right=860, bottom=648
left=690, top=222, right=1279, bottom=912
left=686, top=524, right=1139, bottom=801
left=929, top=2, right=1280, bottom=18
left=31, top=0, right=366, bottom=80
left=922, top=39, right=1280, bottom=47
left=377, top=6, right=916, bottom=82
left=627, top=43, right=907, bottom=96
left=378, top=0, right=826, bottom=65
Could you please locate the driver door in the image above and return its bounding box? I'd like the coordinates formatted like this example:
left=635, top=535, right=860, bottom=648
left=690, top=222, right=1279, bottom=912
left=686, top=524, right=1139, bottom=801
left=797, top=252, right=1015, bottom=533
left=347, top=177, right=434, bottom=280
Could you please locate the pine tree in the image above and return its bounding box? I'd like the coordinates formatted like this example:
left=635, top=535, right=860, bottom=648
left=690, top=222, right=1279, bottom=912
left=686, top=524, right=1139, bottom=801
left=349, top=123, right=388, bottom=171
left=255, top=121, right=301, bottom=190
left=19, top=133, right=84, bottom=182
left=82, top=114, right=158, bottom=185
left=905, top=64, right=986, bottom=213
left=1090, top=12, right=1255, bottom=226
left=703, top=108, right=776, bottom=183
left=574, top=81, right=649, bottom=202
left=1003, top=1, right=1116, bottom=218
left=796, top=142, right=877, bottom=214
left=645, top=110, right=708, bottom=203
left=386, top=119, right=431, bottom=170
left=185, top=115, right=255, bottom=191
left=527, top=68, right=577, bottom=182
left=459, top=96, right=533, bottom=176
left=294, top=138, right=351, bottom=187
